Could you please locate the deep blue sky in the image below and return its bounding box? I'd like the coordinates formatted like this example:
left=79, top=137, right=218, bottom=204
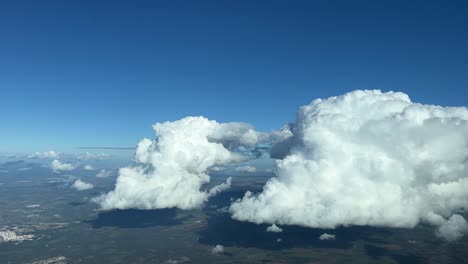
left=1, top=0, right=467, bottom=152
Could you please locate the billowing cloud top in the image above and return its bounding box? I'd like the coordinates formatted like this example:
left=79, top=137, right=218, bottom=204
left=94, top=116, right=268, bottom=210
left=92, top=90, right=468, bottom=241
left=230, top=90, right=468, bottom=241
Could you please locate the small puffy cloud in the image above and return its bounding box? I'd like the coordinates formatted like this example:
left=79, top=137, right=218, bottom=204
left=319, top=233, right=335, bottom=240
left=436, top=214, right=468, bottom=242
left=211, top=244, right=224, bottom=254
left=50, top=160, right=78, bottom=173
left=96, top=169, right=112, bottom=178
left=72, top=179, right=94, bottom=191
left=230, top=90, right=468, bottom=241
left=18, top=167, right=32, bottom=171
left=94, top=117, right=267, bottom=210
left=234, top=165, right=256, bottom=173
left=28, top=150, right=60, bottom=159
left=83, top=165, right=94, bottom=170
left=266, top=224, right=282, bottom=233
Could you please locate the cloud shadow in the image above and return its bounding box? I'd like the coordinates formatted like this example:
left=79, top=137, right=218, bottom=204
left=365, top=244, right=425, bottom=264
left=86, top=208, right=186, bottom=228
left=198, top=190, right=394, bottom=251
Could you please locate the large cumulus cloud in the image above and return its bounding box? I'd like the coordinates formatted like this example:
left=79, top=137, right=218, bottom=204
left=230, top=90, right=468, bottom=240
left=94, top=116, right=269, bottom=210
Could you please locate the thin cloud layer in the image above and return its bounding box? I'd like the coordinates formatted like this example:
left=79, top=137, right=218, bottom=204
left=230, top=90, right=468, bottom=241
left=83, top=165, right=94, bottom=170
left=76, top=152, right=110, bottom=160
left=234, top=165, right=257, bottom=173
left=28, top=150, right=60, bottom=159
left=94, top=116, right=268, bottom=210
left=96, top=169, right=112, bottom=178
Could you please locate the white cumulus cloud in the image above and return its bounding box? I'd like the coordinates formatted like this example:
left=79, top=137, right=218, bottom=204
left=211, top=244, right=224, bottom=254
left=72, top=179, right=94, bottom=191
left=50, top=160, right=78, bottom=173
left=266, top=224, right=282, bottom=233
left=94, top=116, right=268, bottom=210
left=319, top=233, right=336, bottom=240
left=230, top=90, right=468, bottom=241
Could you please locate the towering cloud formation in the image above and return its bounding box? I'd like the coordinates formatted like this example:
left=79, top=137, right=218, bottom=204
left=95, top=116, right=268, bottom=210
left=230, top=90, right=468, bottom=240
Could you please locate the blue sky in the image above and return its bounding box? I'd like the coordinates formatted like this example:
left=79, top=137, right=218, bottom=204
left=1, top=0, right=467, bottom=153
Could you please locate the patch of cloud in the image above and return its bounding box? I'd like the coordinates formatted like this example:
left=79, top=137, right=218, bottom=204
left=28, top=150, right=60, bottom=159
left=211, top=244, right=224, bottom=254
left=76, top=152, right=110, bottom=160
left=17, top=167, right=32, bottom=171
left=48, top=175, right=78, bottom=184
left=94, top=116, right=269, bottom=210
left=0, top=228, right=34, bottom=243
left=25, top=204, right=41, bottom=208
left=319, top=233, right=336, bottom=240
left=207, top=177, right=232, bottom=197
left=71, top=180, right=94, bottom=191
left=234, top=165, right=257, bottom=173
left=31, top=256, right=67, bottom=264
left=230, top=90, right=468, bottom=241
left=83, top=165, right=94, bottom=170
left=163, top=257, right=190, bottom=264
left=436, top=214, right=468, bottom=241
left=210, top=166, right=224, bottom=172
left=50, top=160, right=78, bottom=173
left=96, top=169, right=112, bottom=178
left=266, top=224, right=283, bottom=233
